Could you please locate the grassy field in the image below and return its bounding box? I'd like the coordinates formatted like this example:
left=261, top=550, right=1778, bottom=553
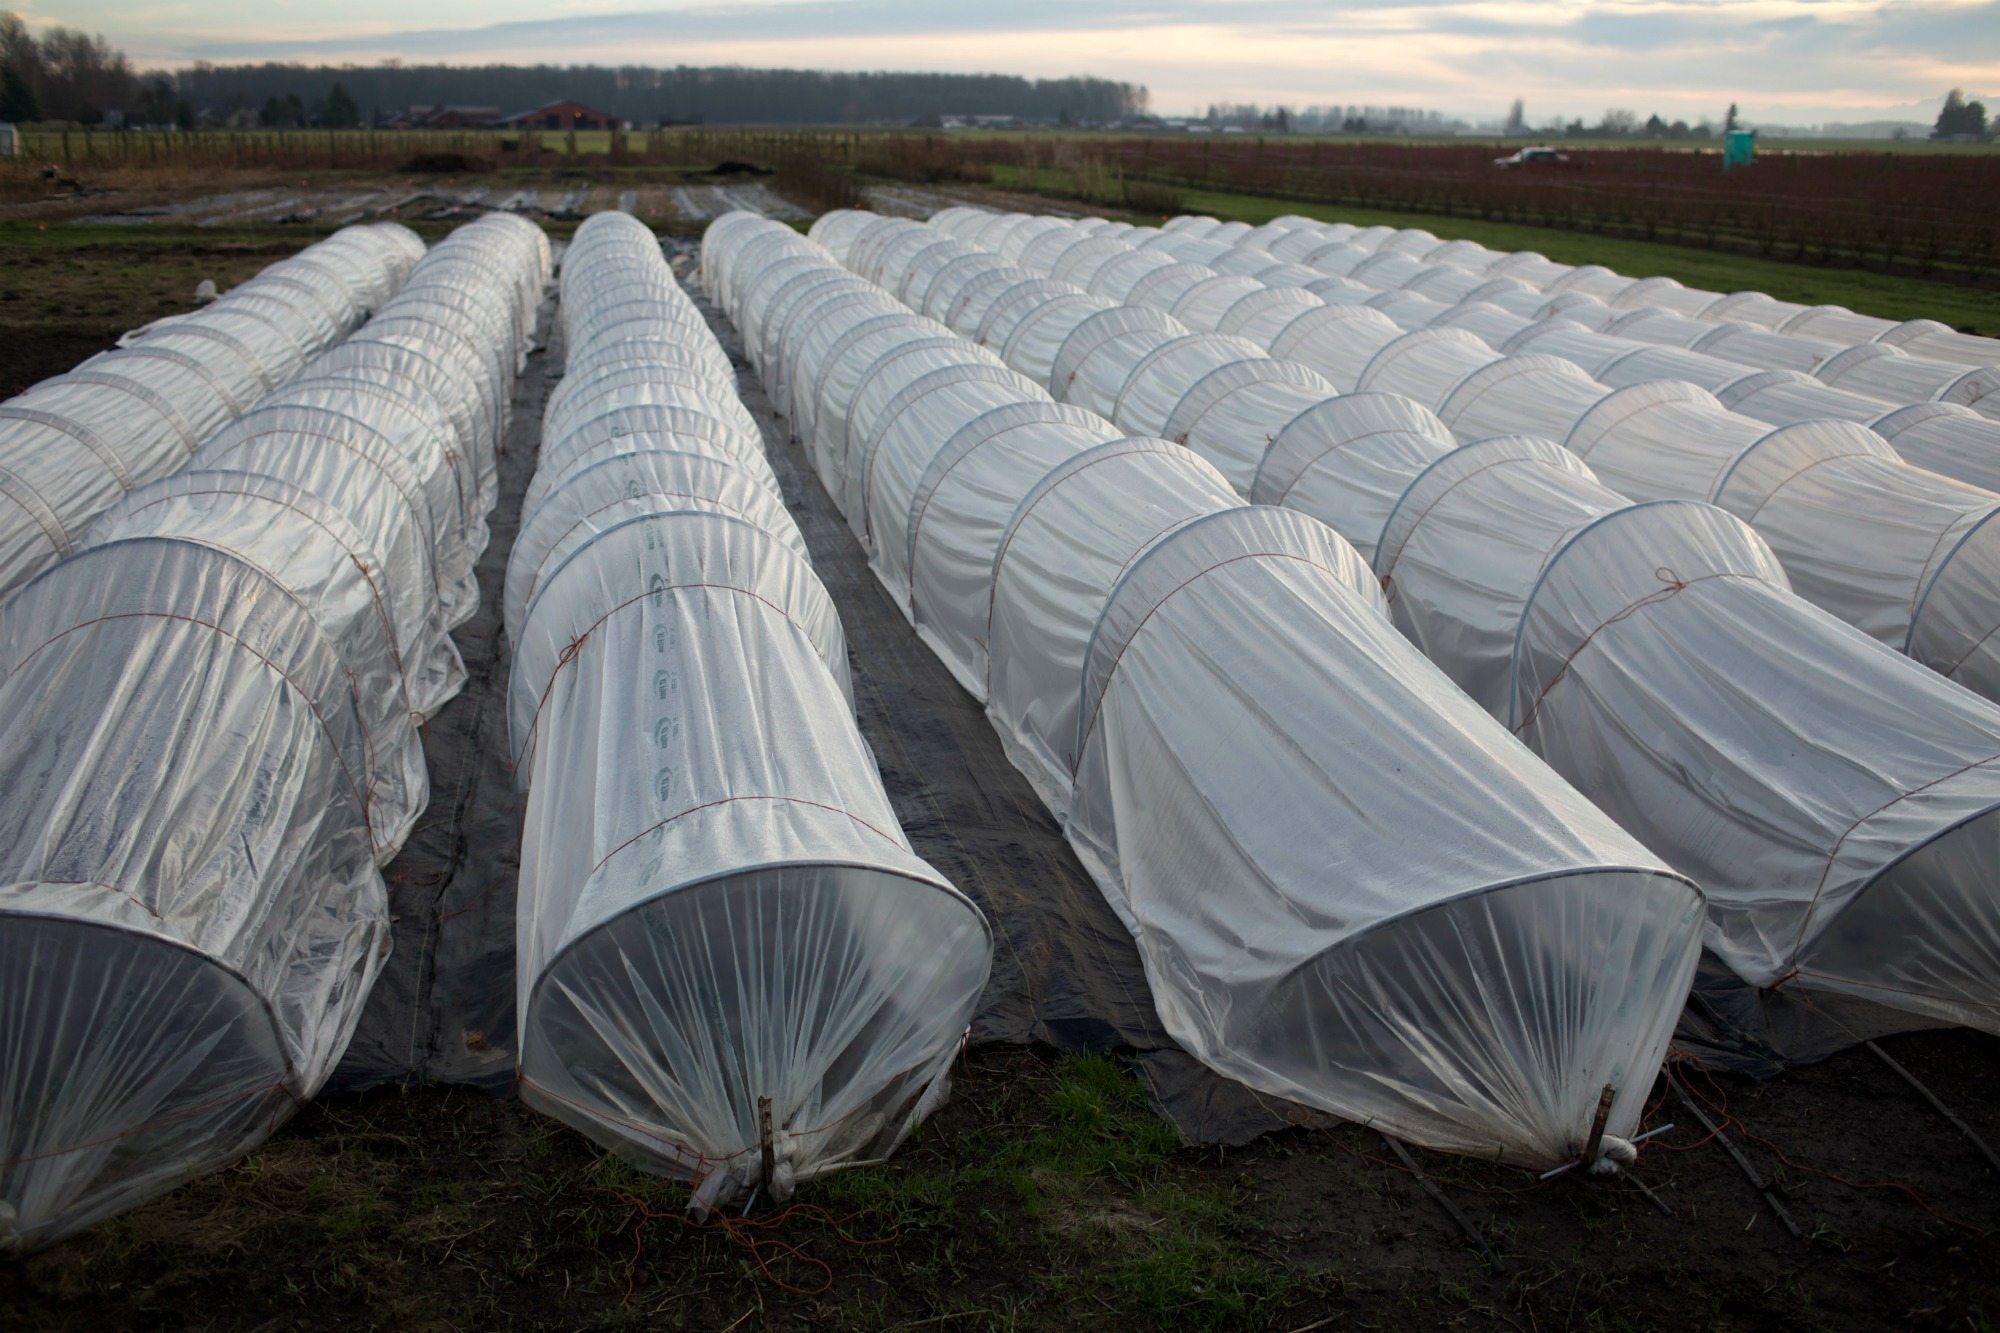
left=0, top=221, right=333, bottom=393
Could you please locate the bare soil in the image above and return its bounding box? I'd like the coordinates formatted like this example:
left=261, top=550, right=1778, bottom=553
left=0, top=229, right=303, bottom=391
left=5, top=1037, right=1997, bottom=1331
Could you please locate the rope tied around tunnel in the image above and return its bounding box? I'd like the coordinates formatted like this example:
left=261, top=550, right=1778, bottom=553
left=1513, top=566, right=1761, bottom=737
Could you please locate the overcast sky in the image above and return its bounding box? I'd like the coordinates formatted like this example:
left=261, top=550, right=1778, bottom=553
left=20, top=0, right=2000, bottom=125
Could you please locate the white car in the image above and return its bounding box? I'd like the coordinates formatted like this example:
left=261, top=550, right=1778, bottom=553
left=1494, top=146, right=1576, bottom=168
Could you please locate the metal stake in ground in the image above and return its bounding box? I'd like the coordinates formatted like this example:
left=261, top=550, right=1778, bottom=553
left=1866, top=1040, right=2000, bottom=1177
left=758, top=1095, right=776, bottom=1201
left=1379, top=1133, right=1506, bottom=1272
left=1581, top=1084, right=1614, bottom=1173
left=1667, top=1072, right=1803, bottom=1238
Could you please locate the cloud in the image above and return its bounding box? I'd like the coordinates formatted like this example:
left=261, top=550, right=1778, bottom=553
left=46, top=0, right=2000, bottom=123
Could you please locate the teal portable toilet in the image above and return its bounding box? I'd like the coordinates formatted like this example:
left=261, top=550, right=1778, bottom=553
left=1723, top=129, right=1755, bottom=170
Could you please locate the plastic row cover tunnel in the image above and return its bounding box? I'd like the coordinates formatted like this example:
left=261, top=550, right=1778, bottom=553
left=929, top=210, right=2000, bottom=710
left=1364, top=437, right=2000, bottom=1037
left=932, top=208, right=2000, bottom=1041
left=1187, top=211, right=2000, bottom=373
left=1157, top=211, right=2000, bottom=495
left=509, top=211, right=989, bottom=1215
left=967, top=208, right=2000, bottom=503
left=0, top=214, right=549, bottom=1256
left=0, top=223, right=424, bottom=602
left=1358, top=331, right=2000, bottom=713
left=711, top=209, right=1705, bottom=1173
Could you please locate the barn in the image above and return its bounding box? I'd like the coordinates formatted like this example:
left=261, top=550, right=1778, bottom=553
left=495, top=100, right=621, bottom=131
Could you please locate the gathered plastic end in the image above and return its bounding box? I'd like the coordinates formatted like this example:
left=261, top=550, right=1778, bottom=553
left=0, top=910, right=292, bottom=1255
left=1787, top=802, right=2000, bottom=1038
left=1538, top=1115, right=1673, bottom=1181
left=1216, top=869, right=1701, bottom=1170
left=519, top=865, right=988, bottom=1217
left=1587, top=1134, right=1640, bottom=1177
left=687, top=1163, right=741, bottom=1218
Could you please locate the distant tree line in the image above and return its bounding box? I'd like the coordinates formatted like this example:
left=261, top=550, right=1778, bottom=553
left=0, top=9, right=1143, bottom=129
left=171, top=63, right=1146, bottom=127
left=1559, top=108, right=1717, bottom=139
left=1200, top=102, right=1463, bottom=134
left=253, top=84, right=360, bottom=129
left=1190, top=100, right=1725, bottom=139
left=0, top=11, right=154, bottom=124
left=1484, top=101, right=1723, bottom=141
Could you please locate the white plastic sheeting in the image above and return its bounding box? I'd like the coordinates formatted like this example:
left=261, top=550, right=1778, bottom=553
left=1052, top=308, right=1190, bottom=420
left=1880, top=320, right=2000, bottom=369
left=87, top=472, right=430, bottom=857
left=1870, top=404, right=2000, bottom=495
left=0, top=213, right=547, bottom=1256
left=1501, top=322, right=1745, bottom=395
left=0, top=224, right=420, bottom=601
left=1603, top=310, right=1841, bottom=375
left=976, top=278, right=1095, bottom=357
left=1437, top=353, right=1623, bottom=444
left=856, top=363, right=1074, bottom=578
left=983, top=439, right=1243, bottom=801
left=0, top=542, right=387, bottom=1256
left=1354, top=328, right=1505, bottom=414
left=1365, top=438, right=2000, bottom=1032
left=1567, top=382, right=2000, bottom=701
left=920, top=208, right=2000, bottom=1044
left=1158, top=357, right=1338, bottom=494
left=512, top=212, right=988, bottom=1214
left=1707, top=369, right=2000, bottom=493
left=1246, top=215, right=2000, bottom=411
left=898, top=401, right=1120, bottom=692
left=1191, top=257, right=2000, bottom=713
left=911, top=211, right=2000, bottom=708
left=719, top=211, right=1707, bottom=1173
left=1111, top=334, right=1270, bottom=439
left=1495, top=322, right=2000, bottom=497
left=1052, top=498, right=1697, bottom=1167
left=1174, top=214, right=2000, bottom=417
left=1248, top=394, right=1459, bottom=564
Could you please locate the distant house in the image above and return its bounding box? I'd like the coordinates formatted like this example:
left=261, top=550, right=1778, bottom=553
left=388, top=105, right=501, bottom=130
left=495, top=100, right=622, bottom=132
